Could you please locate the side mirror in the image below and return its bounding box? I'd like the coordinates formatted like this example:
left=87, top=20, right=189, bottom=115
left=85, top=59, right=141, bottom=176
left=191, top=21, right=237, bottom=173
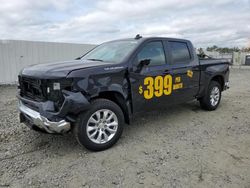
left=134, top=59, right=151, bottom=73
left=139, top=59, right=151, bottom=67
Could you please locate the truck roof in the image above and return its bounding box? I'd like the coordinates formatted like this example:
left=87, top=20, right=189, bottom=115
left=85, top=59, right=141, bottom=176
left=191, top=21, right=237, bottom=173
left=107, top=36, right=191, bottom=44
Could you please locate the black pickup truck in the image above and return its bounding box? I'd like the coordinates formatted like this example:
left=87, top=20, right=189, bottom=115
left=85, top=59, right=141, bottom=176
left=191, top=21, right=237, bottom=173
left=18, top=35, right=229, bottom=151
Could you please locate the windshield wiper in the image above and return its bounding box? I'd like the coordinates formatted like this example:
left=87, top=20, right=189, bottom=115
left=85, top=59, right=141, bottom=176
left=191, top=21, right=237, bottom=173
left=87, top=58, right=103, bottom=62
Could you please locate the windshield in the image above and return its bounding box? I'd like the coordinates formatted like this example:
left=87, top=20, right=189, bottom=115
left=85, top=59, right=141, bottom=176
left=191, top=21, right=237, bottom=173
left=82, top=40, right=138, bottom=63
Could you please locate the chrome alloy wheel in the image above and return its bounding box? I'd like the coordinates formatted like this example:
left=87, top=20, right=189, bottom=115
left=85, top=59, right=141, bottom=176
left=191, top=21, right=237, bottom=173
left=86, top=109, right=118, bottom=144
left=210, top=86, right=220, bottom=106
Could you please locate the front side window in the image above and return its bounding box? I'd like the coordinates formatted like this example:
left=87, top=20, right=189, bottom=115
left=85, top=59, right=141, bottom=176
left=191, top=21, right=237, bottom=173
left=82, top=40, right=138, bottom=63
left=136, top=41, right=166, bottom=66
left=169, top=41, right=191, bottom=64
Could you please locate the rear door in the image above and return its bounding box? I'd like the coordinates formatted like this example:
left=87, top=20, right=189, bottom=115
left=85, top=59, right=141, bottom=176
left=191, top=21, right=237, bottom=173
left=165, top=40, right=200, bottom=102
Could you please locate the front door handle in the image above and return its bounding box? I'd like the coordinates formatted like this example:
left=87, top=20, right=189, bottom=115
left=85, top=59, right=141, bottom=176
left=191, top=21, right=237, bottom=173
left=164, top=69, right=170, bottom=74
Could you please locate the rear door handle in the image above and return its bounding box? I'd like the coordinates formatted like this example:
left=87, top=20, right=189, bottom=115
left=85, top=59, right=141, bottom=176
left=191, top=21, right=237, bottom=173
left=192, top=67, right=199, bottom=71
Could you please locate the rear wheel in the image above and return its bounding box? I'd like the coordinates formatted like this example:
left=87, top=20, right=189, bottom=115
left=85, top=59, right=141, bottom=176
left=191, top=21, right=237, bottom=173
left=73, top=99, right=124, bottom=151
left=200, top=81, right=222, bottom=111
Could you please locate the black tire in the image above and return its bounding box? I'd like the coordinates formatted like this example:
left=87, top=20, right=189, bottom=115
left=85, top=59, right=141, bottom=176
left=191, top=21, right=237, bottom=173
left=73, top=99, right=124, bottom=151
left=199, top=81, right=222, bottom=111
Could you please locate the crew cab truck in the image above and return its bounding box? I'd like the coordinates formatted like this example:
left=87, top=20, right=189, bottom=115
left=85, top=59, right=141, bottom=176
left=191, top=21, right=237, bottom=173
left=17, top=35, right=229, bottom=151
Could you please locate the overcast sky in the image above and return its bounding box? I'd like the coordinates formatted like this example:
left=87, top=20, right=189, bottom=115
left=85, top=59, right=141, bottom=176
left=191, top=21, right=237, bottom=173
left=0, top=0, right=249, bottom=47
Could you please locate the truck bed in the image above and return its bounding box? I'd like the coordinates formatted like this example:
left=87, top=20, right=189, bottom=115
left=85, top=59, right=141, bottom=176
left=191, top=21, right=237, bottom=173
left=199, top=58, right=231, bottom=65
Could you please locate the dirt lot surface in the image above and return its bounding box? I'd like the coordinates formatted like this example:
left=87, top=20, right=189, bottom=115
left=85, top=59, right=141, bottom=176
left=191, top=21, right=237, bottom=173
left=0, top=68, right=250, bottom=188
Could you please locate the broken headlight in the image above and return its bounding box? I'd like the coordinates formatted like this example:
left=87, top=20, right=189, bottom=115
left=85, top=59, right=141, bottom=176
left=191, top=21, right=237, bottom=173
left=45, top=79, right=73, bottom=110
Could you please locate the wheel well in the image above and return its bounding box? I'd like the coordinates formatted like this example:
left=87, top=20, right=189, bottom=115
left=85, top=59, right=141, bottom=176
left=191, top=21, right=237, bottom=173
left=92, top=91, right=130, bottom=124
left=211, top=75, right=224, bottom=90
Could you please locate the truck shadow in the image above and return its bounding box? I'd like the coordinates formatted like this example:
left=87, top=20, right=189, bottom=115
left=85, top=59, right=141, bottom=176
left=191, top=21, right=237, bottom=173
left=24, top=100, right=202, bottom=155
left=130, top=100, right=202, bottom=126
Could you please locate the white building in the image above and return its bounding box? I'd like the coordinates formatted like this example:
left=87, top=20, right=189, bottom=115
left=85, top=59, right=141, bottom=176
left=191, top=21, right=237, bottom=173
left=0, top=40, right=95, bottom=84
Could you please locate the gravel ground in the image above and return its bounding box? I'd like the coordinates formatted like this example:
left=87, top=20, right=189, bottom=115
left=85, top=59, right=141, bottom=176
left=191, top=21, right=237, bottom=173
left=0, top=68, right=250, bottom=188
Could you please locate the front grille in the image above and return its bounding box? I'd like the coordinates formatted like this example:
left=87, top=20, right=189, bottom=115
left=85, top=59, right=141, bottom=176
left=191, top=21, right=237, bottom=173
left=19, top=76, right=46, bottom=101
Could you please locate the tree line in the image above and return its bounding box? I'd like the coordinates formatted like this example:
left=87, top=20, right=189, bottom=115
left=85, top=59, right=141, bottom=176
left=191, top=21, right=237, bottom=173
left=206, top=45, right=250, bottom=53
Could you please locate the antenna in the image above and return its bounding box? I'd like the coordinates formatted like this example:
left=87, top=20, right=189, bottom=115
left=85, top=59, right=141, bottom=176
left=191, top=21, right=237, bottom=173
left=135, top=34, right=142, bottom=39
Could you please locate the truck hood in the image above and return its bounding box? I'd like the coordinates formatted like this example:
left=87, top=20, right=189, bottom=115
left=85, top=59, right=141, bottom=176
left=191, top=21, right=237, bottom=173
left=20, top=60, right=113, bottom=79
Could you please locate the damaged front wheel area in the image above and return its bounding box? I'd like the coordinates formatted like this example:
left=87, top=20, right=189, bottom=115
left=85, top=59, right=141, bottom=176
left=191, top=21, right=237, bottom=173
left=73, top=99, right=124, bottom=151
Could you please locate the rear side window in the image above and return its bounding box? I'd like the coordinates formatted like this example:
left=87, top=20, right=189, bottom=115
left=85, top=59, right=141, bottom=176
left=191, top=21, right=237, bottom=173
left=169, top=41, right=191, bottom=64
left=136, top=41, right=166, bottom=66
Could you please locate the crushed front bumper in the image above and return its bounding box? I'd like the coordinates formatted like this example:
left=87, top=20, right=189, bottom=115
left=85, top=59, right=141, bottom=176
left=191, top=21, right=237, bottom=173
left=19, top=100, right=71, bottom=133
left=17, top=90, right=90, bottom=134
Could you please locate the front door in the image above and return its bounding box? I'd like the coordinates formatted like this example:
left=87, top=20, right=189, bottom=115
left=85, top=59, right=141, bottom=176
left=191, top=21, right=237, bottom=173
left=129, top=40, right=175, bottom=112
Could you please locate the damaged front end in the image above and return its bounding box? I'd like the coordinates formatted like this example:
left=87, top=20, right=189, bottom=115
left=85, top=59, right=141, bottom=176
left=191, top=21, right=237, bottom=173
left=17, top=76, right=90, bottom=133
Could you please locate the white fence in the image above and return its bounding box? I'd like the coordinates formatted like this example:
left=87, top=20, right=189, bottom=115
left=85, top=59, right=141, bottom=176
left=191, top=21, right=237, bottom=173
left=204, top=51, right=233, bottom=59
left=0, top=40, right=95, bottom=84
left=232, top=52, right=250, bottom=66
left=204, top=50, right=250, bottom=66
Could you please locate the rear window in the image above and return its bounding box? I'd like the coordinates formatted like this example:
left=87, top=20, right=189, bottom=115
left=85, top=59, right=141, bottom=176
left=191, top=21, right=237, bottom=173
left=169, top=41, right=191, bottom=64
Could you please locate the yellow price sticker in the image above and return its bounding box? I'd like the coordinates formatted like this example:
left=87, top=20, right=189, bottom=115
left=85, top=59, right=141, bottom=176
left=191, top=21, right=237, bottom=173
left=139, top=75, right=177, bottom=100
left=173, top=83, right=183, bottom=90
left=187, top=70, right=193, bottom=78
left=175, top=76, right=181, bottom=83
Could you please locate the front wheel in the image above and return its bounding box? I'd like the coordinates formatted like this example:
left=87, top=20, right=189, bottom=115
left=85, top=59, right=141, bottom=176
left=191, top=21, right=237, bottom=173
left=73, top=99, right=124, bottom=151
left=199, top=81, right=222, bottom=111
